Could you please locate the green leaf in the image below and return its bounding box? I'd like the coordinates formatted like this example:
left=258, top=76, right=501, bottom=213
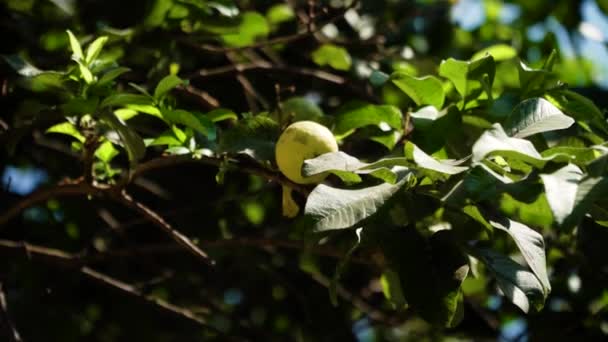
left=304, top=168, right=413, bottom=231
left=391, top=72, right=445, bottom=109
left=439, top=55, right=495, bottom=105
left=476, top=247, right=546, bottom=313
left=503, top=98, right=574, bottom=138
left=472, top=124, right=546, bottom=168
left=381, top=228, right=469, bottom=327
left=490, top=218, right=551, bottom=295
left=66, top=30, right=83, bottom=60
left=280, top=97, right=325, bottom=123
left=333, top=102, right=402, bottom=139
left=206, top=108, right=238, bottom=122
left=471, top=44, right=517, bottom=62
left=266, top=4, right=294, bottom=25
left=222, top=11, right=269, bottom=47
left=311, top=44, right=352, bottom=71
left=95, top=140, right=119, bottom=163
left=218, top=115, right=279, bottom=163
left=154, top=74, right=185, bottom=99
left=76, top=60, right=94, bottom=84
left=380, top=269, right=407, bottom=308
left=100, top=111, right=146, bottom=165
left=540, top=164, right=584, bottom=225
left=404, top=142, right=468, bottom=175
left=101, top=93, right=155, bottom=108
left=145, top=130, right=184, bottom=147
left=85, top=36, right=109, bottom=65
left=46, top=122, right=85, bottom=143
left=161, top=109, right=214, bottom=136
left=545, top=90, right=608, bottom=133
left=61, top=97, right=99, bottom=116
left=98, top=67, right=130, bottom=86
left=541, top=146, right=602, bottom=166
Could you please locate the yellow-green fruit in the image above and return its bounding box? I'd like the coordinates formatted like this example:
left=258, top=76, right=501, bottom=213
left=275, top=121, right=338, bottom=184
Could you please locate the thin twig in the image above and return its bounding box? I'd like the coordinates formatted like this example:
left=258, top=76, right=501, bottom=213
left=188, top=62, right=378, bottom=103
left=0, top=182, right=105, bottom=228
left=116, top=191, right=215, bottom=266
left=133, top=154, right=311, bottom=195
left=174, top=84, right=220, bottom=109
left=80, top=267, right=211, bottom=326
left=0, top=241, right=221, bottom=333
left=0, top=283, right=23, bottom=342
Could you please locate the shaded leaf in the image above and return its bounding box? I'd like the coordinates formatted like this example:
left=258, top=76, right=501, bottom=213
left=490, top=218, right=551, bottom=295
left=476, top=247, right=546, bottom=313
left=101, top=93, right=155, bottom=108
left=381, top=228, right=469, bottom=327
left=100, top=111, right=146, bottom=165
left=218, top=115, right=279, bottom=163
left=98, top=67, right=131, bottom=86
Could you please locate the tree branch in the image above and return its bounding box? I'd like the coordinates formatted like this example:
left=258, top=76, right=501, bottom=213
left=115, top=191, right=215, bottom=266
left=0, top=283, right=22, bottom=342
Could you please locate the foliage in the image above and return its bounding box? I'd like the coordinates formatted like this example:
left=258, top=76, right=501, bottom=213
left=1, top=0, right=608, bottom=341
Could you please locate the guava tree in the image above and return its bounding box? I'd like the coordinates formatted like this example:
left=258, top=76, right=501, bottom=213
left=1, top=0, right=608, bottom=341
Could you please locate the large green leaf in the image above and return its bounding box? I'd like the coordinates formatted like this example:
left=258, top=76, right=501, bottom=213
left=391, top=72, right=445, bottom=109
left=503, top=98, right=574, bottom=138
left=472, top=124, right=546, bottom=168
left=304, top=168, right=413, bottom=231
left=333, top=102, right=402, bottom=139
left=540, top=164, right=584, bottom=225
left=439, top=55, right=495, bottom=105
left=381, top=228, right=469, bottom=327
left=489, top=219, right=551, bottom=295
left=476, top=247, right=546, bottom=313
